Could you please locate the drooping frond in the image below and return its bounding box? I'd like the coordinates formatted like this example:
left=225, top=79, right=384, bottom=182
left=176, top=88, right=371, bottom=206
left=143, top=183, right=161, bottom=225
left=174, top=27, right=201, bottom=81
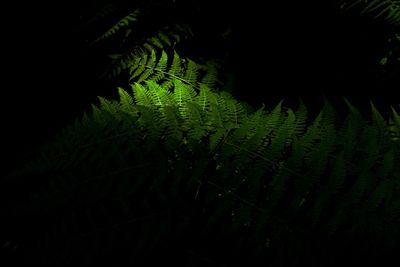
left=94, top=10, right=140, bottom=43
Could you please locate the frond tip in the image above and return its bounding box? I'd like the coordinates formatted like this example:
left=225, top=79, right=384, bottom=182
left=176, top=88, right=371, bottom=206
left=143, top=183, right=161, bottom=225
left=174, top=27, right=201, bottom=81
left=94, top=10, right=139, bottom=43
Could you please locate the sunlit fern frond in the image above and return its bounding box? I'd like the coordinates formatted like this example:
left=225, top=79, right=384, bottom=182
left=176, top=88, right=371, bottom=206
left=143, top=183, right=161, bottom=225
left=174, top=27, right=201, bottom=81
left=126, top=49, right=218, bottom=90
left=104, top=24, right=194, bottom=79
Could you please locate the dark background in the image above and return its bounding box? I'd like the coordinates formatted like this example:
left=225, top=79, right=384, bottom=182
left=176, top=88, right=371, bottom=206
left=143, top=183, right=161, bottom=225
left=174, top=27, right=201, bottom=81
left=2, top=0, right=399, bottom=171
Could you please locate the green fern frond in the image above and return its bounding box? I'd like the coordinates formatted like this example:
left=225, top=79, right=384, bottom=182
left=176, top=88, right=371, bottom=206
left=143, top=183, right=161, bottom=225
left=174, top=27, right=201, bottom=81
left=207, top=92, right=228, bottom=128
left=104, top=25, right=193, bottom=79
left=131, top=82, right=153, bottom=107
left=224, top=94, right=246, bottom=128
left=388, top=106, right=400, bottom=140
left=129, top=52, right=149, bottom=80
left=200, top=62, right=219, bottom=88
left=169, top=51, right=182, bottom=77
left=118, top=87, right=137, bottom=116
left=183, top=59, right=199, bottom=84
left=371, top=101, right=392, bottom=150
left=293, top=101, right=308, bottom=136
left=152, top=50, right=168, bottom=82
left=94, top=10, right=139, bottom=43
left=98, top=96, right=119, bottom=115
left=127, top=49, right=217, bottom=91
left=269, top=108, right=297, bottom=159
left=184, top=102, right=207, bottom=141
left=173, top=79, right=196, bottom=119
left=197, top=84, right=212, bottom=111
left=146, top=80, right=172, bottom=107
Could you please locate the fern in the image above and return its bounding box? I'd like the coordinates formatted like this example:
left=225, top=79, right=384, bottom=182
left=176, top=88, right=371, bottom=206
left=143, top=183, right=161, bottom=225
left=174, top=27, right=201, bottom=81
left=3, top=51, right=400, bottom=265
left=4, top=1, right=398, bottom=264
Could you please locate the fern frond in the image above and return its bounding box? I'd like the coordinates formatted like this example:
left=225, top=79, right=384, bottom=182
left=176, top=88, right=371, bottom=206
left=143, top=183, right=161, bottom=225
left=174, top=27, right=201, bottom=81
left=371, top=102, right=392, bottom=152
left=222, top=92, right=246, bottom=129
left=184, top=102, right=207, bottom=141
left=293, top=101, right=308, bottom=136
left=152, top=50, right=168, bottom=82
left=183, top=59, right=199, bottom=84
left=118, top=87, right=137, bottom=116
left=131, top=82, right=153, bottom=107
left=169, top=51, right=182, bottom=77
left=200, top=62, right=219, bottom=88
left=94, top=10, right=139, bottom=43
left=127, top=49, right=217, bottom=91
left=173, top=79, right=196, bottom=119
left=146, top=80, right=172, bottom=107
left=197, top=84, right=212, bottom=111
left=389, top=106, right=400, bottom=140
left=103, top=24, right=193, bottom=79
